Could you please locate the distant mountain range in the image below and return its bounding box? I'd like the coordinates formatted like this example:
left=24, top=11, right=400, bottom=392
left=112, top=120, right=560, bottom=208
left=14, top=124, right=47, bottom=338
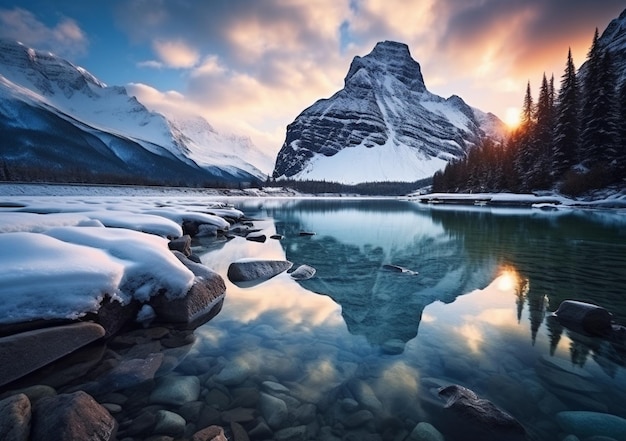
left=272, top=41, right=506, bottom=185
left=0, top=39, right=270, bottom=185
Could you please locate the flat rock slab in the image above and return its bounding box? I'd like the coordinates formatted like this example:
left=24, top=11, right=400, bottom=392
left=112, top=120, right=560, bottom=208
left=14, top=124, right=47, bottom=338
left=227, top=260, right=293, bottom=284
left=0, top=322, right=105, bottom=388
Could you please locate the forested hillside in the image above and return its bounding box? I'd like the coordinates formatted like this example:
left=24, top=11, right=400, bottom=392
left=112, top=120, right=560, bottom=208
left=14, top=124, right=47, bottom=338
left=433, top=29, right=626, bottom=196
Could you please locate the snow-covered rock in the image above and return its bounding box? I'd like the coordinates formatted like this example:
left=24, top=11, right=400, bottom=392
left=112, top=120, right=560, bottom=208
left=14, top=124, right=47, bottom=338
left=272, top=40, right=506, bottom=184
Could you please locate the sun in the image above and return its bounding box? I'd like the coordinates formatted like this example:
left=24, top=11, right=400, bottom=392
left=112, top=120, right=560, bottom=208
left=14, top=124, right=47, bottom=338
left=504, top=107, right=521, bottom=129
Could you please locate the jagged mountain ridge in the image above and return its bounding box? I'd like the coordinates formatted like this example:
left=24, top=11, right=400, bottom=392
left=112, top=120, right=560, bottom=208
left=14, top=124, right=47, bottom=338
left=272, top=41, right=505, bottom=184
left=0, top=39, right=267, bottom=184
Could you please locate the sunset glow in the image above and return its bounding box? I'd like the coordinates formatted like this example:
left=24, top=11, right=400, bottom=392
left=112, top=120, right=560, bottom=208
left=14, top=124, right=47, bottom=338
left=504, top=107, right=522, bottom=129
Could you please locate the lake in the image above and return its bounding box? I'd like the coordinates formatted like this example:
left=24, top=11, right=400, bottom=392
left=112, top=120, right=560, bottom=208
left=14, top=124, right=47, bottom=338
left=12, top=197, right=626, bottom=441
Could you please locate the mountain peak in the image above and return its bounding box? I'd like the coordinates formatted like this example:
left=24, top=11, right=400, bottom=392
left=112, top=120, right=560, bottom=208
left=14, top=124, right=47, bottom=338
left=345, top=40, right=426, bottom=92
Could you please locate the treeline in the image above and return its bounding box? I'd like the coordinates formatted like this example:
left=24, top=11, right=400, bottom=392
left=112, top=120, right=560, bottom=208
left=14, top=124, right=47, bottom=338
left=0, top=160, right=254, bottom=189
left=267, top=177, right=432, bottom=195
left=433, top=29, right=626, bottom=196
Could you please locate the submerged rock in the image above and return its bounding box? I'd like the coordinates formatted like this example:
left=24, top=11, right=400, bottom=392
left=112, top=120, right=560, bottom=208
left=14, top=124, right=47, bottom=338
left=556, top=411, right=626, bottom=440
left=31, top=391, right=117, bottom=441
left=0, top=322, right=105, bottom=388
left=438, top=384, right=526, bottom=441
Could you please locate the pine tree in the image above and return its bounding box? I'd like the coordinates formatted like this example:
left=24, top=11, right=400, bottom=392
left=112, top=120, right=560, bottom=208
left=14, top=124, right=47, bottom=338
left=580, top=28, right=608, bottom=167
left=514, top=82, right=537, bottom=190
left=617, top=80, right=626, bottom=180
left=553, top=48, right=580, bottom=176
left=531, top=73, right=555, bottom=188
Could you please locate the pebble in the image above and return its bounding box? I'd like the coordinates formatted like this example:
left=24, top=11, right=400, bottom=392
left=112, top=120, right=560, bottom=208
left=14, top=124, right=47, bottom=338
left=407, top=422, right=445, bottom=441
left=214, top=362, right=251, bottom=386
left=556, top=411, right=626, bottom=440
left=153, top=410, right=186, bottom=437
left=150, top=375, right=200, bottom=406
left=259, top=392, right=288, bottom=429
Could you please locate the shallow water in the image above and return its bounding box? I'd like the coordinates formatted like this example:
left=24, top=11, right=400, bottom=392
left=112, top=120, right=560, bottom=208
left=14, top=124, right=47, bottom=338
left=12, top=198, right=626, bottom=440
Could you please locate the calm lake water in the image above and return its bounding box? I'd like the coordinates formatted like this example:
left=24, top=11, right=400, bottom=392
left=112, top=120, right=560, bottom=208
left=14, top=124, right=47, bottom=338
left=11, top=197, right=626, bottom=441
left=188, top=198, right=626, bottom=441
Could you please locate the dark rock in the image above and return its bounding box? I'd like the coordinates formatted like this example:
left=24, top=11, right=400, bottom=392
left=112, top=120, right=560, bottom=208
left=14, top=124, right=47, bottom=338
left=227, top=260, right=293, bottom=284
left=552, top=300, right=613, bottom=336
left=246, top=234, right=266, bottom=243
left=191, top=425, right=227, bottom=441
left=168, top=235, right=192, bottom=256
left=270, top=234, right=284, bottom=240
left=31, top=391, right=117, bottom=441
left=188, top=254, right=203, bottom=263
left=150, top=254, right=226, bottom=325
left=82, top=353, right=164, bottom=395
left=150, top=376, right=200, bottom=406
left=438, top=384, right=526, bottom=441
left=382, top=264, right=418, bottom=275
left=153, top=410, right=186, bottom=437
left=91, top=297, right=140, bottom=337
left=274, top=425, right=307, bottom=441
left=556, top=410, right=626, bottom=440
left=289, top=265, right=316, bottom=281
left=0, top=393, right=31, bottom=441
left=0, top=322, right=105, bottom=388
left=299, top=231, right=316, bottom=236
left=230, top=421, right=250, bottom=441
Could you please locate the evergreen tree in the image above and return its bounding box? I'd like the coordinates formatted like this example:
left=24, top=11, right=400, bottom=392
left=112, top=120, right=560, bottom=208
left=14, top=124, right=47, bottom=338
left=580, top=28, right=609, bottom=168
left=514, top=82, right=537, bottom=190
left=617, top=80, right=626, bottom=180
left=530, top=73, right=555, bottom=188
left=553, top=48, right=580, bottom=176
left=596, top=50, right=620, bottom=165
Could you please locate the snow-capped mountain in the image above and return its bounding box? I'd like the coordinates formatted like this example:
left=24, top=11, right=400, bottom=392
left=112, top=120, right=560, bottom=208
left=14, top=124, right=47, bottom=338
left=0, top=39, right=267, bottom=185
left=272, top=41, right=505, bottom=184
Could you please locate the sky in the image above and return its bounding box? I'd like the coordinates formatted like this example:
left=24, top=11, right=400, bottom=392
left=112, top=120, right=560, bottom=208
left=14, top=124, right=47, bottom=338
left=0, top=0, right=624, bottom=159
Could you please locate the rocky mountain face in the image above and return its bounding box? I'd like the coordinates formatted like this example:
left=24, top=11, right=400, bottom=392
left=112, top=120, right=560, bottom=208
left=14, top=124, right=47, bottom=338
left=272, top=41, right=505, bottom=184
left=597, top=8, right=626, bottom=84
left=0, top=39, right=267, bottom=185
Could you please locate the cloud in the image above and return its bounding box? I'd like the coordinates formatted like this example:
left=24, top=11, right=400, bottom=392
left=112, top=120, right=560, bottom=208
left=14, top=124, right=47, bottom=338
left=0, top=7, right=89, bottom=58
left=151, top=39, right=200, bottom=68
left=116, top=0, right=625, bottom=156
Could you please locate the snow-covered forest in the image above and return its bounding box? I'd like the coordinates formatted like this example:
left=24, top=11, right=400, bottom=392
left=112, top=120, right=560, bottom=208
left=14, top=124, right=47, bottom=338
left=432, top=29, right=626, bottom=196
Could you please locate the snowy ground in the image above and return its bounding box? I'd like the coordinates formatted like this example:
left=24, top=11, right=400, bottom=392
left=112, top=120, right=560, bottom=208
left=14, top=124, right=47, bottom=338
left=0, top=184, right=252, bottom=325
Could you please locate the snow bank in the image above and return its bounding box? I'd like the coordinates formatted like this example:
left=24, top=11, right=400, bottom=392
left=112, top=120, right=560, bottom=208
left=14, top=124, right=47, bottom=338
left=0, top=232, right=124, bottom=324
left=0, top=189, right=245, bottom=325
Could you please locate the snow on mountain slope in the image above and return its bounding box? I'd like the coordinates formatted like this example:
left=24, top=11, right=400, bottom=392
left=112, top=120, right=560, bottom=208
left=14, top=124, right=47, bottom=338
left=272, top=41, right=506, bottom=184
left=0, top=39, right=266, bottom=183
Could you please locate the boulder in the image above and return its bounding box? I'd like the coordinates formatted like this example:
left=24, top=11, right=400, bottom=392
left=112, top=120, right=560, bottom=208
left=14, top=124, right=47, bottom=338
left=438, top=384, right=526, bottom=441
left=31, top=391, right=117, bottom=441
left=0, top=322, right=105, bottom=388
left=82, top=352, right=164, bottom=395
left=289, top=265, right=316, bottom=281
left=552, top=300, right=613, bottom=336
left=0, top=393, right=31, bottom=441
left=168, top=235, right=192, bottom=256
left=150, top=252, right=226, bottom=325
left=227, top=259, right=293, bottom=284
